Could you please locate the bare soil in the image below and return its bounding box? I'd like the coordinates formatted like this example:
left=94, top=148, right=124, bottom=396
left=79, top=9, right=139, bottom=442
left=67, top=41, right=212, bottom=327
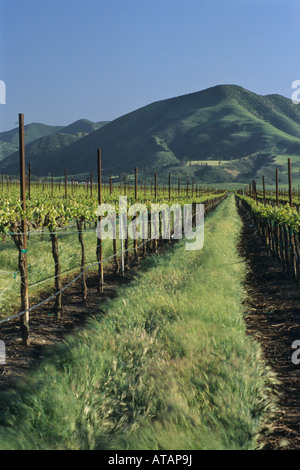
left=238, top=205, right=300, bottom=450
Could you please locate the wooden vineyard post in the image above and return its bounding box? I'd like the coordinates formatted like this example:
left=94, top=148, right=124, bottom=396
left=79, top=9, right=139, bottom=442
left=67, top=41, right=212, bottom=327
left=28, top=162, right=31, bottom=200
left=64, top=169, right=67, bottom=199
left=91, top=171, right=93, bottom=198
left=154, top=174, right=158, bottom=252
left=125, top=229, right=129, bottom=272
left=97, top=149, right=104, bottom=293
left=287, top=158, right=296, bottom=279
left=18, top=113, right=30, bottom=346
left=252, top=180, right=257, bottom=203
left=77, top=219, right=87, bottom=302
left=110, top=174, right=112, bottom=195
left=142, top=209, right=147, bottom=257
left=262, top=175, right=266, bottom=206
left=288, top=157, right=293, bottom=208
left=50, top=229, right=62, bottom=319
left=113, top=228, right=120, bottom=275
left=276, top=168, right=279, bottom=207
left=134, top=167, right=138, bottom=261
left=178, top=177, right=180, bottom=195
left=135, top=166, right=138, bottom=201
left=169, top=173, right=171, bottom=201
left=119, top=208, right=125, bottom=276
left=123, top=175, right=129, bottom=270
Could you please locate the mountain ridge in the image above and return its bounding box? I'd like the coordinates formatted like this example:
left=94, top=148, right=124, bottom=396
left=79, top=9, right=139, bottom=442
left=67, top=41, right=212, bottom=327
left=0, top=119, right=109, bottom=165
left=2, top=85, right=300, bottom=184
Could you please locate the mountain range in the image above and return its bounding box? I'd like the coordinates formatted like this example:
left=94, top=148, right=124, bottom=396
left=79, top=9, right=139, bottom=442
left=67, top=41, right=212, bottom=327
left=0, top=119, right=109, bottom=165
left=1, top=85, right=300, bottom=185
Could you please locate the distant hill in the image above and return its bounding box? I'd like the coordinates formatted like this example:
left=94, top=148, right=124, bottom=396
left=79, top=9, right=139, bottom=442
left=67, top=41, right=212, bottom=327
left=0, top=119, right=109, bottom=168
left=60, top=119, right=109, bottom=135
left=0, top=123, right=64, bottom=161
left=2, top=85, right=300, bottom=184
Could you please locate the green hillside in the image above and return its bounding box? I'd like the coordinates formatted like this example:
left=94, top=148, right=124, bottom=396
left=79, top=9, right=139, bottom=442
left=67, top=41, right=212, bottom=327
left=61, top=119, right=109, bottom=134
left=0, top=119, right=109, bottom=171
left=0, top=122, right=64, bottom=146
left=0, top=133, right=88, bottom=173
left=2, top=85, right=300, bottom=183
left=0, top=141, right=19, bottom=162
left=0, top=123, right=64, bottom=161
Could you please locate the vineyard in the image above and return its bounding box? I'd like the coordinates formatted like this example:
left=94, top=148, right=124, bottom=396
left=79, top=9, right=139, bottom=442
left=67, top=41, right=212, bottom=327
left=1, top=118, right=300, bottom=450
left=2, top=0, right=300, bottom=454
left=0, top=193, right=277, bottom=450
left=236, top=159, right=300, bottom=283
left=0, top=119, right=227, bottom=350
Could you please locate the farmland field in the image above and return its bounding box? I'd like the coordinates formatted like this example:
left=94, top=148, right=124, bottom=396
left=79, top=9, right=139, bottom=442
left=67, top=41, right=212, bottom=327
left=0, top=195, right=277, bottom=450
left=1, top=156, right=300, bottom=451
left=4, top=0, right=300, bottom=455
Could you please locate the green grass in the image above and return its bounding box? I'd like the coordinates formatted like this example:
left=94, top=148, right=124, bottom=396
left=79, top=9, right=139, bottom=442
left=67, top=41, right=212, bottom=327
left=0, top=195, right=277, bottom=450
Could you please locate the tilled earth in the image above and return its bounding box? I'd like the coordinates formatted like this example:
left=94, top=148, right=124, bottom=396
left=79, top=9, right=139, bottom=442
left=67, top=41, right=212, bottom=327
left=238, top=205, right=300, bottom=450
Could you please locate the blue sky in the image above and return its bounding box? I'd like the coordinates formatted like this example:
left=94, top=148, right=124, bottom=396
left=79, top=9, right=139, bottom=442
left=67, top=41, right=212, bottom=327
left=0, top=0, right=299, bottom=131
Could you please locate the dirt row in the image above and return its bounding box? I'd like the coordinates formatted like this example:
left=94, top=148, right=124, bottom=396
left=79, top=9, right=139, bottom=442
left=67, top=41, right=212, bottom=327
left=238, top=204, right=300, bottom=450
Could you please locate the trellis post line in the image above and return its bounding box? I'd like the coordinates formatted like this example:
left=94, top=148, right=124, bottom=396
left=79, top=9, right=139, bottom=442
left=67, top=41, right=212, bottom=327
left=28, top=161, right=31, bottom=200
left=262, top=175, right=266, bottom=206
left=288, top=157, right=293, bottom=208
left=276, top=168, right=279, bottom=207
left=19, top=113, right=30, bottom=346
left=97, top=148, right=104, bottom=293
left=64, top=169, right=67, bottom=199
left=135, top=166, right=138, bottom=201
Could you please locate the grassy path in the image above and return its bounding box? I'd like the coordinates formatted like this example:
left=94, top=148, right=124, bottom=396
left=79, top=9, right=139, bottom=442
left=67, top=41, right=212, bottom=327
left=0, top=195, right=276, bottom=450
